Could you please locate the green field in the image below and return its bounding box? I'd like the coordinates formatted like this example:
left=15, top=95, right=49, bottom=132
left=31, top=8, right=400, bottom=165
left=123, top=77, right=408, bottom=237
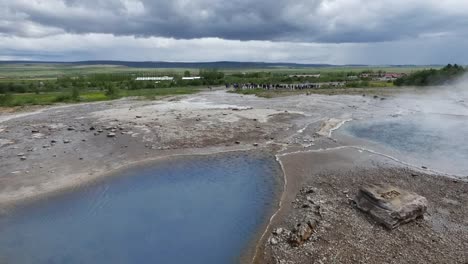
left=0, top=63, right=440, bottom=107
left=0, top=63, right=437, bottom=80
left=0, top=87, right=200, bottom=107
left=0, top=64, right=196, bottom=80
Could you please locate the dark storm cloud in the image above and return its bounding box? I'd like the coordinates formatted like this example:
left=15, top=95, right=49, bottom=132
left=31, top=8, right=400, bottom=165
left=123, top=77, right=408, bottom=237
left=2, top=0, right=468, bottom=43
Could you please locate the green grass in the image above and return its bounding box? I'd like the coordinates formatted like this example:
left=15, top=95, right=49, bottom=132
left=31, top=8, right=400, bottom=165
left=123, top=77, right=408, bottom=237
left=0, top=63, right=438, bottom=107
left=0, top=87, right=200, bottom=107
left=368, top=81, right=395, bottom=87
left=230, top=86, right=408, bottom=98
left=0, top=64, right=197, bottom=79
left=0, top=64, right=439, bottom=79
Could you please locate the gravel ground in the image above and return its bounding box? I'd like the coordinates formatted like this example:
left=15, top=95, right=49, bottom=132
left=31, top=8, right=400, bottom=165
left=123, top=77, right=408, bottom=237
left=1, top=89, right=467, bottom=264
left=259, top=151, right=468, bottom=264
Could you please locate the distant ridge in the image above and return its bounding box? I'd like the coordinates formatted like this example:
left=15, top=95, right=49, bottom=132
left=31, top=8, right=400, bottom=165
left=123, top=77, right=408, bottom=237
left=0, top=60, right=440, bottom=69
left=0, top=60, right=335, bottom=68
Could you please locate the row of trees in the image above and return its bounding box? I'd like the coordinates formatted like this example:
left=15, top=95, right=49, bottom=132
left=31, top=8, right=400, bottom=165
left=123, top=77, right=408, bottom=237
left=4, top=66, right=442, bottom=95
left=394, top=64, right=465, bottom=86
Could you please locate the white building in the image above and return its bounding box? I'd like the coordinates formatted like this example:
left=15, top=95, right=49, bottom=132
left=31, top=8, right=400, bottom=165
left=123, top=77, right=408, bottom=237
left=288, top=74, right=321, bottom=78
left=135, top=76, right=174, bottom=81
left=182, top=76, right=202, bottom=80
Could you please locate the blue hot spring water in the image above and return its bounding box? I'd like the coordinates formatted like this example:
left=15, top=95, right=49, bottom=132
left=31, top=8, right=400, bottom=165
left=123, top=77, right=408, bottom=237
left=340, top=114, right=468, bottom=175
left=0, top=152, right=282, bottom=264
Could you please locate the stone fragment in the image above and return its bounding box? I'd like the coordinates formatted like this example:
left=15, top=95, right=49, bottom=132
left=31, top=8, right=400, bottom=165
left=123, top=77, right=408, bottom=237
left=269, top=237, right=279, bottom=245
left=355, top=184, right=427, bottom=229
left=107, top=132, right=116, bottom=138
left=273, top=227, right=285, bottom=235
left=289, top=219, right=317, bottom=247
left=32, top=133, right=45, bottom=139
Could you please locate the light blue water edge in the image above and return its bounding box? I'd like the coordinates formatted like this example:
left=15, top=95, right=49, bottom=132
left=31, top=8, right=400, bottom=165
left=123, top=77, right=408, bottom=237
left=0, top=151, right=284, bottom=264
left=336, top=114, right=468, bottom=176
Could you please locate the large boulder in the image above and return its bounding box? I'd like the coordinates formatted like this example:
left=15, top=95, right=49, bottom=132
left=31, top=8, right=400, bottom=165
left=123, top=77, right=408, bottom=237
left=355, top=184, right=427, bottom=229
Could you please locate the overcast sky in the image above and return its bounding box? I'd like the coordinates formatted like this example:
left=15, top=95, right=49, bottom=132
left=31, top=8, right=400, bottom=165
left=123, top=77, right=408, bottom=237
left=1, top=0, right=468, bottom=64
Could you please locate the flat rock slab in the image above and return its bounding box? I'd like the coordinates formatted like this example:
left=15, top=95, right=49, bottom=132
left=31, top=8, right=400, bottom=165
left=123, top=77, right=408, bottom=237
left=355, top=184, right=427, bottom=229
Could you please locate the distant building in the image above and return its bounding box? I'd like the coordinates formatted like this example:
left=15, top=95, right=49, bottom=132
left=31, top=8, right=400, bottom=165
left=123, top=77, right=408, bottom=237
left=135, top=76, right=174, bottom=81
left=289, top=74, right=321, bottom=78
left=182, top=76, right=202, bottom=80
left=378, top=73, right=406, bottom=81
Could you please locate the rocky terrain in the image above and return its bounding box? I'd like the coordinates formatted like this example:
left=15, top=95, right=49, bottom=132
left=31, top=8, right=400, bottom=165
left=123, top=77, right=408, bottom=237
left=1, top=90, right=467, bottom=263
left=0, top=91, right=374, bottom=205
left=260, top=166, right=468, bottom=264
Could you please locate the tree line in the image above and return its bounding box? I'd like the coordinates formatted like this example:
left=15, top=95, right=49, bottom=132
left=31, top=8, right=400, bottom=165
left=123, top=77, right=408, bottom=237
left=394, top=64, right=465, bottom=86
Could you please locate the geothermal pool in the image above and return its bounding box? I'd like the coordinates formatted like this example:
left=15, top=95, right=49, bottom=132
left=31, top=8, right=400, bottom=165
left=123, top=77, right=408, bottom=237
left=338, top=114, right=468, bottom=176
left=0, top=152, right=282, bottom=264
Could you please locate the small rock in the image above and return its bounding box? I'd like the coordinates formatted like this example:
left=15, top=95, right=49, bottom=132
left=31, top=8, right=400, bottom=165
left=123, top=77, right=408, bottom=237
left=63, top=139, right=71, bottom=144
left=235, top=141, right=240, bottom=144
left=253, top=143, right=259, bottom=147
left=273, top=227, right=285, bottom=235
left=20, top=156, right=27, bottom=161
left=51, top=140, right=57, bottom=144
left=301, top=186, right=316, bottom=194
left=107, top=132, right=116, bottom=138
left=67, top=127, right=75, bottom=131
left=269, top=237, right=279, bottom=245
left=17, top=153, right=25, bottom=156
left=289, top=219, right=317, bottom=247
left=89, top=126, right=96, bottom=131
left=136, top=115, right=143, bottom=118
left=421, top=166, right=428, bottom=169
